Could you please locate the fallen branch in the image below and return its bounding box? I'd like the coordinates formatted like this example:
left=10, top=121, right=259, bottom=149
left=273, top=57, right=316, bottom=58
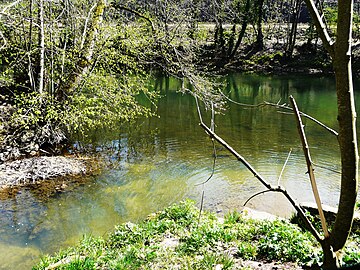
left=243, top=189, right=273, bottom=207
left=278, top=148, right=292, bottom=186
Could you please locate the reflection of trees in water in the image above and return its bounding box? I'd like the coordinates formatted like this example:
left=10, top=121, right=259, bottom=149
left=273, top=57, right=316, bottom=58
left=225, top=74, right=292, bottom=103
left=84, top=74, right=344, bottom=165
left=0, top=189, right=48, bottom=246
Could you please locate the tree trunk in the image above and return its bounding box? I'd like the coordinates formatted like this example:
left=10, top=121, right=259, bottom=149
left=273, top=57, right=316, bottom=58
left=228, top=0, right=250, bottom=60
left=59, top=0, right=105, bottom=99
left=255, top=0, right=264, bottom=50
left=331, top=0, right=358, bottom=253
left=286, top=0, right=301, bottom=58
left=37, top=0, right=45, bottom=94
left=303, top=0, right=358, bottom=268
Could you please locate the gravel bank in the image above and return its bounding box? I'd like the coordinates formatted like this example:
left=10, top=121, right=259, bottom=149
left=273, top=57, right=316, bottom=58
left=0, top=156, right=86, bottom=189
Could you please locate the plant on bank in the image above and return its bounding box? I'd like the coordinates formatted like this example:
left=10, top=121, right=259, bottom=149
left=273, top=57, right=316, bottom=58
left=33, top=200, right=334, bottom=269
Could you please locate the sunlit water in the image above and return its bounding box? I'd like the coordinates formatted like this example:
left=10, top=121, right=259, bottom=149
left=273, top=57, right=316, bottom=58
left=1, top=74, right=359, bottom=269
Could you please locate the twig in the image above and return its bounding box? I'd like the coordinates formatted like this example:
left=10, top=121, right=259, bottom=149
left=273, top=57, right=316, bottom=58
left=312, top=161, right=341, bottom=174
left=218, top=91, right=338, bottom=136
left=0, top=30, right=7, bottom=50
left=114, top=4, right=155, bottom=32
left=195, top=96, right=217, bottom=225
left=289, top=95, right=329, bottom=238
left=243, top=190, right=273, bottom=207
left=195, top=139, right=217, bottom=186
left=278, top=149, right=292, bottom=186
left=263, top=101, right=338, bottom=137
left=197, top=190, right=205, bottom=226
left=219, top=90, right=259, bottom=108
left=81, top=3, right=97, bottom=50
left=1, top=0, right=22, bottom=14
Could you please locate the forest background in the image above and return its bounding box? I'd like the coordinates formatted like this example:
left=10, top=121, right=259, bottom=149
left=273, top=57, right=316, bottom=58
left=2, top=0, right=359, bottom=161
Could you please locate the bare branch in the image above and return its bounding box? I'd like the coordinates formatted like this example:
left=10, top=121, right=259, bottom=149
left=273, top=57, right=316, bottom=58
left=0, top=30, right=7, bottom=50
left=243, top=190, right=272, bottom=207
left=303, top=0, right=335, bottom=57
left=195, top=97, right=217, bottom=186
left=195, top=139, right=217, bottom=186
left=1, top=0, right=22, bottom=14
left=263, top=101, right=339, bottom=137
left=113, top=4, right=155, bottom=32
left=277, top=148, right=292, bottom=186
left=199, top=121, right=322, bottom=242
left=81, top=3, right=97, bottom=50
left=289, top=95, right=329, bottom=238
left=219, top=91, right=338, bottom=136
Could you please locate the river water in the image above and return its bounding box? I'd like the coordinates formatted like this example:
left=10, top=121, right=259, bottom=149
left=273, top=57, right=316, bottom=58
left=0, top=74, right=359, bottom=269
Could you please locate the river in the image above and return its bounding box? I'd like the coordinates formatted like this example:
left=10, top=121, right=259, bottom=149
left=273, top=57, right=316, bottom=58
left=0, top=73, right=358, bottom=269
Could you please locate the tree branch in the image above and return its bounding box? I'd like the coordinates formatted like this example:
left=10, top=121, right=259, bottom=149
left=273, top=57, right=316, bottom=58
left=1, top=0, right=22, bottom=14
left=243, top=190, right=273, bottom=207
left=199, top=121, right=322, bottom=242
left=289, top=95, right=329, bottom=238
left=113, top=4, right=155, bottom=32
left=263, top=101, right=339, bottom=136
left=219, top=91, right=339, bottom=137
left=303, top=0, right=335, bottom=57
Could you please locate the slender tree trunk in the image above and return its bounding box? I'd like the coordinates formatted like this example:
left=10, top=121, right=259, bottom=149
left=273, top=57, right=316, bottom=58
left=331, top=0, right=358, bottom=252
left=255, top=0, right=264, bottom=50
left=286, top=0, right=301, bottom=58
left=28, top=0, right=35, bottom=91
left=228, top=0, right=250, bottom=60
left=59, top=0, right=105, bottom=99
left=303, top=0, right=358, bottom=268
left=38, top=0, right=45, bottom=94
left=226, top=24, right=236, bottom=58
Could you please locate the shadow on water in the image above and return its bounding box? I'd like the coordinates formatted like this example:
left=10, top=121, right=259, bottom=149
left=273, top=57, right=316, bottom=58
left=1, top=73, right=359, bottom=269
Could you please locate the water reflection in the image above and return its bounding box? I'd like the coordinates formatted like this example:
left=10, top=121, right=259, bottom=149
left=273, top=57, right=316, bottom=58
left=0, top=74, right=358, bottom=269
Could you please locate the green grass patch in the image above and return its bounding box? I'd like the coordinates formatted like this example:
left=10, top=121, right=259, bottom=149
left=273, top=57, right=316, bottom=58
left=33, top=200, right=360, bottom=269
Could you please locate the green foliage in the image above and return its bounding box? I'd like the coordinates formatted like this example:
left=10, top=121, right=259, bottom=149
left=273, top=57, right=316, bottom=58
left=33, top=200, right=338, bottom=269
left=324, top=6, right=338, bottom=26
left=65, top=257, right=95, bottom=270
left=65, top=71, right=155, bottom=137
left=256, top=220, right=317, bottom=262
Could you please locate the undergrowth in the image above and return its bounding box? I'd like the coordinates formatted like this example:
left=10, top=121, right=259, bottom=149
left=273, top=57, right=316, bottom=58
left=33, top=200, right=360, bottom=270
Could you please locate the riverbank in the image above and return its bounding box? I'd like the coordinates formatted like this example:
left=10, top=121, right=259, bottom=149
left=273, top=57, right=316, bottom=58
left=0, top=156, right=86, bottom=188
left=0, top=155, right=104, bottom=200
left=32, top=200, right=360, bottom=270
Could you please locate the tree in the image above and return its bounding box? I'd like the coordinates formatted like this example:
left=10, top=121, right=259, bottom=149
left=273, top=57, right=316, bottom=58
left=303, top=0, right=358, bottom=268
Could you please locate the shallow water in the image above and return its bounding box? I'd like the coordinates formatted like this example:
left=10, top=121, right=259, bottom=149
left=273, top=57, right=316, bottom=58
left=1, top=73, right=359, bottom=269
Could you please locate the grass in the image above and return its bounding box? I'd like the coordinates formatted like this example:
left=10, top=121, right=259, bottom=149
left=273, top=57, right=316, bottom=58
left=33, top=200, right=360, bottom=269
